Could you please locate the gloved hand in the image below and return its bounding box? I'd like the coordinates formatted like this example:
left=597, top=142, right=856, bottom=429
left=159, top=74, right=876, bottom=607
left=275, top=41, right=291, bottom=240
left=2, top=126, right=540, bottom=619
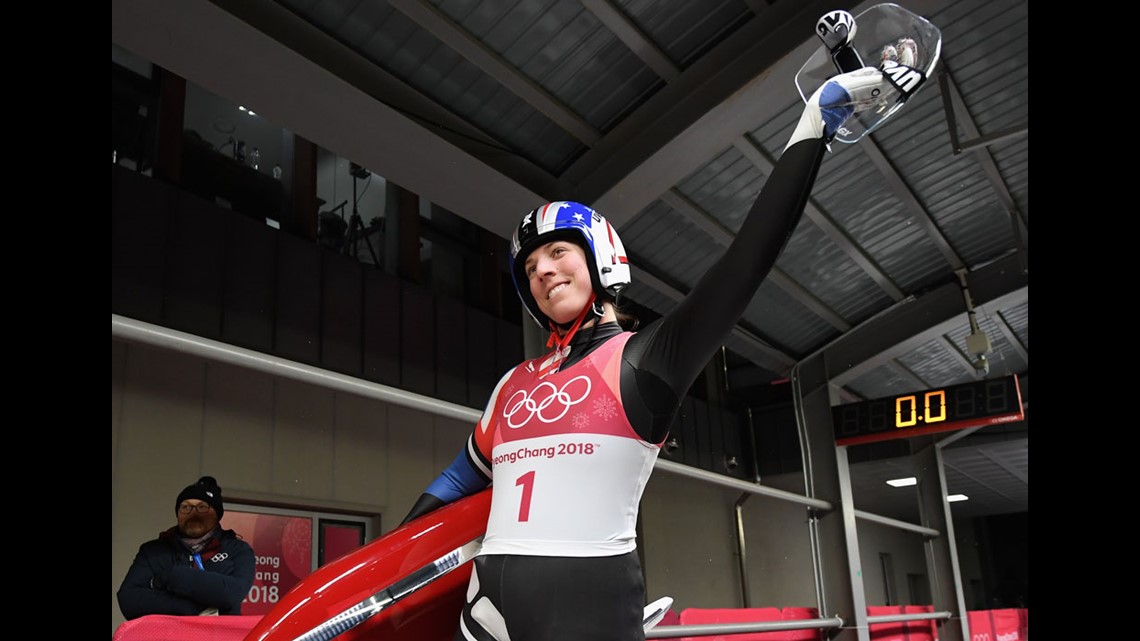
left=785, top=66, right=891, bottom=149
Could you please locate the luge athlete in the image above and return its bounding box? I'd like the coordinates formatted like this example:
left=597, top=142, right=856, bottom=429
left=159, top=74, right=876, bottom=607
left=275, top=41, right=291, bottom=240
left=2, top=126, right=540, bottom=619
left=401, top=65, right=897, bottom=641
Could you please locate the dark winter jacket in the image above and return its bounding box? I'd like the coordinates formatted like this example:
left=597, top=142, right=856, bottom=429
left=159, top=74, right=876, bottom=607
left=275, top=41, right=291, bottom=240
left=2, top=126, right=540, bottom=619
left=117, top=526, right=255, bottom=619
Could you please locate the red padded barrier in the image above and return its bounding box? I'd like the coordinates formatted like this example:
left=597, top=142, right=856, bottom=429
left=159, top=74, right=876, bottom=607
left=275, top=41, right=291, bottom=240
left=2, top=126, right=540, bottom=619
left=993, top=608, right=1020, bottom=639
left=677, top=607, right=822, bottom=641
left=867, top=605, right=936, bottom=641
left=967, top=610, right=994, bottom=640
left=967, top=608, right=1029, bottom=640
left=903, top=604, right=937, bottom=640
left=112, top=615, right=261, bottom=641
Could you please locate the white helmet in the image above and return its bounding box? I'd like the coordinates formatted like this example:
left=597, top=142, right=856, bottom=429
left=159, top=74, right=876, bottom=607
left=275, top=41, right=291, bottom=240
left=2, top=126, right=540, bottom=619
left=509, top=201, right=631, bottom=328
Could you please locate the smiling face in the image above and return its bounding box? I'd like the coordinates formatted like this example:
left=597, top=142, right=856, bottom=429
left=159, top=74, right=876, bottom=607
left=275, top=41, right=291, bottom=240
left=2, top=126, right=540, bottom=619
left=524, top=240, right=594, bottom=326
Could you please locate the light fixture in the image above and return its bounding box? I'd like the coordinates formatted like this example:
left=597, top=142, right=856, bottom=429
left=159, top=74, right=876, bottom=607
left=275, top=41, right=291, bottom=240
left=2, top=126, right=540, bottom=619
left=946, top=494, right=969, bottom=502
left=886, top=477, right=917, bottom=487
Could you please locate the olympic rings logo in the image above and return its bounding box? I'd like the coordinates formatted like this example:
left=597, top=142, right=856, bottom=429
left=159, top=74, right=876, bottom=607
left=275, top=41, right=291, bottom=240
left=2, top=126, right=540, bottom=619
left=209, top=552, right=229, bottom=563
left=503, top=376, right=592, bottom=428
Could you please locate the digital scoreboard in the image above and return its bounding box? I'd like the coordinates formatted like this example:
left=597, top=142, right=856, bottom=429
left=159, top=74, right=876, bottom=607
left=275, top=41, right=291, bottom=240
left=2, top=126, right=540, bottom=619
left=832, top=374, right=1024, bottom=446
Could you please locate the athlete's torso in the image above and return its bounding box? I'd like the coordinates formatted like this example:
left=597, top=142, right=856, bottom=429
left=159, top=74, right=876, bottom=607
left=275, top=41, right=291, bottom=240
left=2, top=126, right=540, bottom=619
left=477, top=332, right=660, bottom=556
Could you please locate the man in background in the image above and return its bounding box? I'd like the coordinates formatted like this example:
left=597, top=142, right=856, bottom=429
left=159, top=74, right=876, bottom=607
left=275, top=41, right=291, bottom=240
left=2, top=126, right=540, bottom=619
left=117, top=476, right=255, bottom=619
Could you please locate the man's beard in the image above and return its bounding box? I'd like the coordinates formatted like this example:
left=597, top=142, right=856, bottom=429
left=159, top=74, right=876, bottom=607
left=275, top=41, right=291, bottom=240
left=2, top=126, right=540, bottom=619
left=181, top=518, right=211, bottom=536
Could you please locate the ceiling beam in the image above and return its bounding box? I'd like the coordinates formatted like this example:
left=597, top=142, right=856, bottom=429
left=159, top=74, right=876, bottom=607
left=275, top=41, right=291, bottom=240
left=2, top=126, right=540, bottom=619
left=993, top=310, right=1028, bottom=364
left=938, top=67, right=1028, bottom=266
left=584, top=0, right=848, bottom=218
left=579, top=0, right=680, bottom=81
left=825, top=253, right=1027, bottom=386
left=387, top=0, right=602, bottom=146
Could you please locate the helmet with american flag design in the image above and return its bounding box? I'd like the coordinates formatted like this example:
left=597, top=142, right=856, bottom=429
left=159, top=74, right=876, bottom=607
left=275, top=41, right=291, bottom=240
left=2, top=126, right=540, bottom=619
left=509, top=201, right=630, bottom=329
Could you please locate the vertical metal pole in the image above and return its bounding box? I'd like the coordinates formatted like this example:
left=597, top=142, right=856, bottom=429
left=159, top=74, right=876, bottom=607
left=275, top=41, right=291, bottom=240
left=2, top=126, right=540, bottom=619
left=792, top=355, right=866, bottom=640
left=835, top=446, right=870, bottom=641
left=734, top=493, right=752, bottom=607
left=912, top=442, right=970, bottom=641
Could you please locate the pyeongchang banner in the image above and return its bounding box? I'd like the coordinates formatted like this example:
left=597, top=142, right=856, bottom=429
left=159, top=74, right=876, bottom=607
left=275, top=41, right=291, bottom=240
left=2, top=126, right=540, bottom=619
left=225, top=511, right=314, bottom=616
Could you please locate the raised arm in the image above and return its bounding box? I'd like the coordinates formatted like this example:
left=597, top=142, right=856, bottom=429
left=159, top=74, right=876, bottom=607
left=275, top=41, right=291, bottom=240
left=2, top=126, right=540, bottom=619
left=622, top=68, right=892, bottom=443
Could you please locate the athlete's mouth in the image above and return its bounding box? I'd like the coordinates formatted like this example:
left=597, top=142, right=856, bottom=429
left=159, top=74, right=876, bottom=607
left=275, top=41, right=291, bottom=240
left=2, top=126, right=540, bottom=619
left=547, top=283, right=569, bottom=299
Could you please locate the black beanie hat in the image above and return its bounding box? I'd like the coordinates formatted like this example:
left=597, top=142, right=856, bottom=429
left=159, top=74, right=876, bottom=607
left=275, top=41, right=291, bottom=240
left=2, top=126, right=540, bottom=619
left=175, top=476, right=225, bottom=519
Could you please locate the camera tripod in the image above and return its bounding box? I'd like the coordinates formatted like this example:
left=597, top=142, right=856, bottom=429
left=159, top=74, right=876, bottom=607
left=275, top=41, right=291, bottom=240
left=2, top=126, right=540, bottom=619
left=343, top=162, right=380, bottom=265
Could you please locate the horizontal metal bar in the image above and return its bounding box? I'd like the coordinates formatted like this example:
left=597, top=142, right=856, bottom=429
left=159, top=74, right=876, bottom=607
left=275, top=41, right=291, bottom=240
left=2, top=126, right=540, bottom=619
left=656, top=458, right=832, bottom=511
left=853, top=509, right=940, bottom=538
left=647, top=616, right=844, bottom=639
left=111, top=313, right=482, bottom=423
left=866, top=610, right=952, bottom=624
left=956, top=123, right=1028, bottom=153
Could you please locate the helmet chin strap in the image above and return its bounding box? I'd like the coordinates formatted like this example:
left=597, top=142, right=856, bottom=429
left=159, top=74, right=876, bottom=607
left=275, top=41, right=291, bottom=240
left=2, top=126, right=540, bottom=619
left=540, top=292, right=598, bottom=377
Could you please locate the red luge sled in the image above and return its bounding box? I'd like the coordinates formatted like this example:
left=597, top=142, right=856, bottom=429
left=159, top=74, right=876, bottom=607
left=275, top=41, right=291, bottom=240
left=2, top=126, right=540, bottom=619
left=245, top=488, right=492, bottom=641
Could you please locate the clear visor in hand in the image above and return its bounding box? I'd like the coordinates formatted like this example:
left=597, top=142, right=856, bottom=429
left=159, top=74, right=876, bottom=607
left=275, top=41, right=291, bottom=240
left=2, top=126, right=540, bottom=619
left=795, top=3, right=942, bottom=143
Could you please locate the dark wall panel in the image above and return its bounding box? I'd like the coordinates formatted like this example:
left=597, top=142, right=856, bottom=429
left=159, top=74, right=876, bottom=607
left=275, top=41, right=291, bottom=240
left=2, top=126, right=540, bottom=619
left=465, top=309, right=498, bottom=408
left=401, top=285, right=435, bottom=396
left=362, top=270, right=401, bottom=387
left=720, top=408, right=747, bottom=480
left=435, top=297, right=468, bottom=406
left=692, top=398, right=712, bottom=471
left=494, top=319, right=522, bottom=383
left=707, top=403, right=725, bottom=474
left=163, top=191, right=227, bottom=339
left=679, top=397, right=701, bottom=468
left=222, top=214, right=276, bottom=353
left=275, top=233, right=322, bottom=365
left=112, top=165, right=171, bottom=323
left=753, top=402, right=799, bottom=476
left=321, top=253, right=363, bottom=376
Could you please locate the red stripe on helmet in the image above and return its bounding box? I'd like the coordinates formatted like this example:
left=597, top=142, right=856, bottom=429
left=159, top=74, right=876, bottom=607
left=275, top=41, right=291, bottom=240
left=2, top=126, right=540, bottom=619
left=606, top=222, right=617, bottom=264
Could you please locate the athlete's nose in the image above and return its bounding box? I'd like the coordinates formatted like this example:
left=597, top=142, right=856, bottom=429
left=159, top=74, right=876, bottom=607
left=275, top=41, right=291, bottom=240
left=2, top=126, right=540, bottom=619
left=532, top=254, right=557, bottom=278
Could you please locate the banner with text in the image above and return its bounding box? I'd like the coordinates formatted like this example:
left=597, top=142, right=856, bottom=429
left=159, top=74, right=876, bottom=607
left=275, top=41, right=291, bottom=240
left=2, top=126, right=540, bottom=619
left=226, top=511, right=314, bottom=616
